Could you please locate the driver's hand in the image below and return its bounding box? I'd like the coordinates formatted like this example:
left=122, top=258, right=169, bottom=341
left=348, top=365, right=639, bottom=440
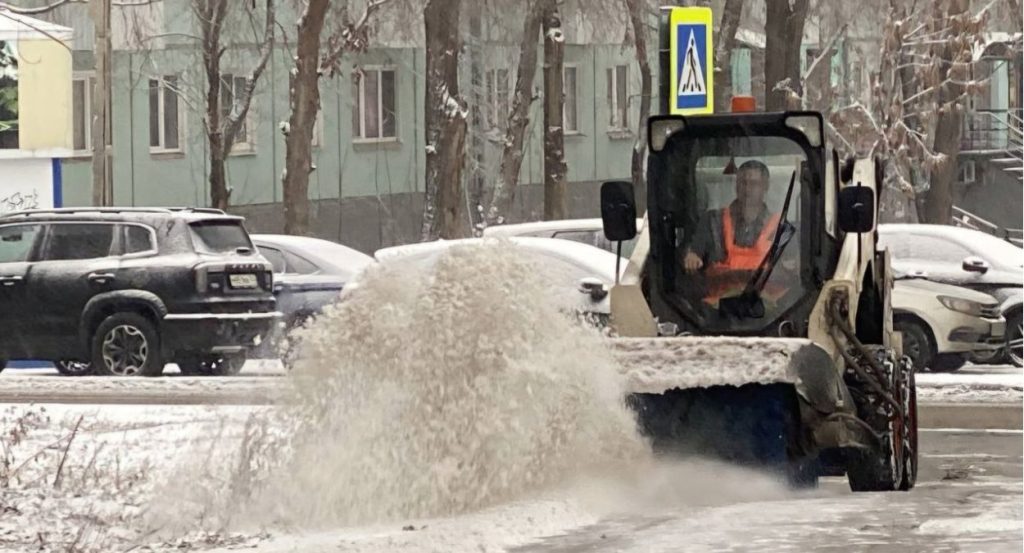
left=781, top=258, right=797, bottom=271
left=683, top=252, right=704, bottom=273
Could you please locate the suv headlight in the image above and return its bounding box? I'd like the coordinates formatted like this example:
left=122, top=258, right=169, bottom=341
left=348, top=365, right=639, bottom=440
left=938, top=295, right=983, bottom=316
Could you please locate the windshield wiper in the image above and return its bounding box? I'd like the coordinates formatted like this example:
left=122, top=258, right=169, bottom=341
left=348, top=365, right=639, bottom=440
left=719, top=170, right=798, bottom=318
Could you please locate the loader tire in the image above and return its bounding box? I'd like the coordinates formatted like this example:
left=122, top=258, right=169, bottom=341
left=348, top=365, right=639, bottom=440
left=846, top=353, right=916, bottom=492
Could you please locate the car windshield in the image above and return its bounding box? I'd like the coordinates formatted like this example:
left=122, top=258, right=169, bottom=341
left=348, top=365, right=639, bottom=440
left=189, top=221, right=254, bottom=254
left=652, top=132, right=810, bottom=332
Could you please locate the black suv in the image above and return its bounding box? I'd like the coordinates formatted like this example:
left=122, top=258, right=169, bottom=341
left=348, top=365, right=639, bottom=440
left=0, top=208, right=279, bottom=376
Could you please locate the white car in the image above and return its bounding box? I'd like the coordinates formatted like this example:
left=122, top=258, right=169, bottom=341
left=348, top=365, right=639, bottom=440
left=482, top=218, right=645, bottom=258
left=373, top=236, right=625, bottom=317
left=879, top=224, right=1023, bottom=366
left=893, top=277, right=1005, bottom=372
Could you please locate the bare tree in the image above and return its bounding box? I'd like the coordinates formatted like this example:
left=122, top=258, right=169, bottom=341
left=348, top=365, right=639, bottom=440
left=484, top=0, right=547, bottom=226
left=624, top=0, right=651, bottom=211
left=195, top=0, right=275, bottom=211
left=542, top=2, right=567, bottom=220
left=280, top=0, right=388, bottom=236
left=764, top=0, right=810, bottom=111
left=830, top=0, right=987, bottom=223
left=713, top=0, right=743, bottom=109
left=421, top=0, right=467, bottom=240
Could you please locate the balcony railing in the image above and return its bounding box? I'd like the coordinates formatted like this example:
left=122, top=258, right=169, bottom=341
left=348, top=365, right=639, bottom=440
left=962, top=108, right=1024, bottom=152
left=952, top=206, right=1024, bottom=247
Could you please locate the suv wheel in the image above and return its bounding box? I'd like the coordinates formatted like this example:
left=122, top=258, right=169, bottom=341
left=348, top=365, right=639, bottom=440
left=92, top=313, right=165, bottom=377
left=178, top=354, right=246, bottom=377
left=56, top=360, right=94, bottom=377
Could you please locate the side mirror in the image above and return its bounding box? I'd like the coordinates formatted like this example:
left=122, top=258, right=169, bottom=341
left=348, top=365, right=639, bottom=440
left=601, top=181, right=637, bottom=242
left=578, top=277, right=608, bottom=301
left=962, top=256, right=990, bottom=274
left=838, top=186, right=875, bottom=233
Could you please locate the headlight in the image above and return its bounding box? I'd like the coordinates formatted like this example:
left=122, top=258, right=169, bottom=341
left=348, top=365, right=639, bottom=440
left=938, top=295, right=983, bottom=316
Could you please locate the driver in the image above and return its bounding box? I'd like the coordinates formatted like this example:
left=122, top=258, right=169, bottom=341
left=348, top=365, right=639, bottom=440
left=681, top=160, right=783, bottom=306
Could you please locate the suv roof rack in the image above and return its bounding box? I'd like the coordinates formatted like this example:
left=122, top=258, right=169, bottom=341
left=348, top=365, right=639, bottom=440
left=0, top=207, right=228, bottom=219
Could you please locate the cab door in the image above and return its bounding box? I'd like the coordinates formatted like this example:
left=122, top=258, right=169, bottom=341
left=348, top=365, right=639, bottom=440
left=0, top=223, right=44, bottom=360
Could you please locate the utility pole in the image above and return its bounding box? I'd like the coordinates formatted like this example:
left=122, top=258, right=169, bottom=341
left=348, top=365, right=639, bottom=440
left=89, top=0, right=112, bottom=206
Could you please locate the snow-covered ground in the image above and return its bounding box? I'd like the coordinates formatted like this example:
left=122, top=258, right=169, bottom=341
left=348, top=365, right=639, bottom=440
left=1, top=403, right=1020, bottom=553
left=916, top=364, right=1023, bottom=404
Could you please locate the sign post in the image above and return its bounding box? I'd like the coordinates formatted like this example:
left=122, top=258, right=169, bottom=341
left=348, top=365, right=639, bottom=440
left=660, top=6, right=714, bottom=116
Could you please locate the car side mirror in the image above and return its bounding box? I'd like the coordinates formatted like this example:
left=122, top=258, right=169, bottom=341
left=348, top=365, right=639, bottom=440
left=837, top=186, right=875, bottom=233
left=962, top=256, right=990, bottom=274
left=578, top=277, right=608, bottom=301
left=601, top=181, right=637, bottom=242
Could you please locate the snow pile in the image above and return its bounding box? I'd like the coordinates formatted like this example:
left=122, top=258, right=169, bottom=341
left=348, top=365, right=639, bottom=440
left=610, top=337, right=810, bottom=393
left=212, top=242, right=647, bottom=529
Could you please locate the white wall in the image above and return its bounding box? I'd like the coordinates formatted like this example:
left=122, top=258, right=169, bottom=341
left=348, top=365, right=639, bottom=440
left=0, top=158, right=56, bottom=215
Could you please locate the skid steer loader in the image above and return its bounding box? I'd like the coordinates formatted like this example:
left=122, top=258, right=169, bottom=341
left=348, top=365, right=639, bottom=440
left=600, top=108, right=918, bottom=491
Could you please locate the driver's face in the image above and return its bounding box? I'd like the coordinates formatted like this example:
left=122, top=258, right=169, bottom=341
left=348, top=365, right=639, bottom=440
left=735, top=168, right=768, bottom=207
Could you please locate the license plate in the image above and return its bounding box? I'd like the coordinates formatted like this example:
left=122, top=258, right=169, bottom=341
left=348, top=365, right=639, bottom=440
left=229, top=273, right=258, bottom=289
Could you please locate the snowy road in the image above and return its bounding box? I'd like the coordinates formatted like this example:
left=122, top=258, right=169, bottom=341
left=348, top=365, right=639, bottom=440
left=212, top=428, right=1023, bottom=553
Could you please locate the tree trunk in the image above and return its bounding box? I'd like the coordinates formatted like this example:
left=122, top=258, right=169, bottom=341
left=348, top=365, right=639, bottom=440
left=197, top=0, right=229, bottom=209
left=89, top=0, right=111, bottom=206
left=542, top=6, right=567, bottom=221
left=467, top=6, right=485, bottom=233
left=282, top=0, right=329, bottom=235
left=924, top=0, right=969, bottom=225
left=625, top=0, right=651, bottom=212
left=764, top=0, right=809, bottom=111
left=713, top=0, right=743, bottom=110
left=422, top=0, right=468, bottom=240
left=485, top=0, right=547, bottom=226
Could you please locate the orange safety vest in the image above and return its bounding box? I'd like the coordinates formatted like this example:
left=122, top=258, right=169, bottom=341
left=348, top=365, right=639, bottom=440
left=704, top=208, right=782, bottom=306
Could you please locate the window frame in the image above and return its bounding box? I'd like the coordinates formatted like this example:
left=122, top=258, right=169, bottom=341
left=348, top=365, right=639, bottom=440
left=563, top=64, right=580, bottom=135
left=148, top=75, right=185, bottom=154
left=119, top=223, right=159, bottom=259
left=607, top=64, right=629, bottom=132
left=220, top=73, right=256, bottom=154
left=0, top=223, right=44, bottom=264
left=38, top=222, right=118, bottom=262
left=484, top=67, right=511, bottom=132
left=72, top=72, right=93, bottom=155
left=352, top=65, right=398, bottom=143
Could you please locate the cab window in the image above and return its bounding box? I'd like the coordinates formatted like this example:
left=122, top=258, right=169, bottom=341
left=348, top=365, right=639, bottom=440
left=42, top=224, right=115, bottom=261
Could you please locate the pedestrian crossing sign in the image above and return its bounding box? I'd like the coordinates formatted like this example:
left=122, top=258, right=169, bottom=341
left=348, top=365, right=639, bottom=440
left=669, top=7, right=713, bottom=115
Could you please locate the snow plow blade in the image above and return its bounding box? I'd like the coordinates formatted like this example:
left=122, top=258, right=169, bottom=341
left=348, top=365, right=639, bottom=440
left=608, top=337, right=859, bottom=484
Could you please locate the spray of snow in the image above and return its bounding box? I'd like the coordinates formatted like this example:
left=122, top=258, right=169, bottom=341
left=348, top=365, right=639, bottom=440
left=222, top=242, right=648, bottom=528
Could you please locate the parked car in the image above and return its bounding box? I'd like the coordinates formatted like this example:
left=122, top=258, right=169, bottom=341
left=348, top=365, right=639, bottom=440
left=250, top=234, right=373, bottom=357
left=373, top=236, right=625, bottom=319
left=482, top=218, right=646, bottom=258
left=892, top=276, right=1005, bottom=372
left=879, top=224, right=1024, bottom=366
left=0, top=207, right=279, bottom=376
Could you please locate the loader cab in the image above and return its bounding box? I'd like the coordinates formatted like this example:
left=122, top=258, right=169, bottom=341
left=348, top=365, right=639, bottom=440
left=604, top=111, right=843, bottom=337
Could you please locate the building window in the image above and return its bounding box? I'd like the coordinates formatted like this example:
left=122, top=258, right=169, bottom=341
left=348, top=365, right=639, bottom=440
left=958, top=160, right=976, bottom=184
left=220, top=73, right=254, bottom=152
left=563, top=65, right=579, bottom=134
left=72, top=74, right=113, bottom=155
left=72, top=76, right=91, bottom=153
left=607, top=65, right=628, bottom=130
left=352, top=67, right=397, bottom=141
left=149, top=76, right=182, bottom=153
left=484, top=68, right=510, bottom=131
